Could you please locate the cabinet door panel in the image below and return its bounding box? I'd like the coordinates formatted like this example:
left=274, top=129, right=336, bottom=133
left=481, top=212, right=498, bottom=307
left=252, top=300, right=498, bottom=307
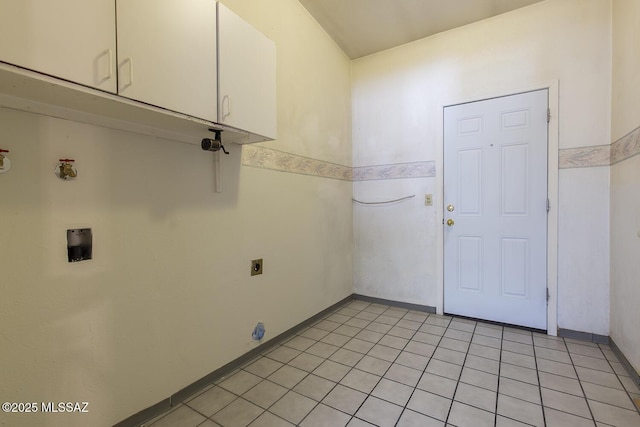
left=0, top=0, right=117, bottom=93
left=218, top=3, right=276, bottom=139
left=116, top=0, right=217, bottom=122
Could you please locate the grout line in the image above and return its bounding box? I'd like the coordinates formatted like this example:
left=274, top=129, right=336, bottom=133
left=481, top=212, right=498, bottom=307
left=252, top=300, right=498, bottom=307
left=564, top=337, right=598, bottom=425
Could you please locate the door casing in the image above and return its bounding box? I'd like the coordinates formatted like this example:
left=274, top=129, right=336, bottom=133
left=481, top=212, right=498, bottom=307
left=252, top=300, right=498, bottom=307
left=435, top=81, right=559, bottom=336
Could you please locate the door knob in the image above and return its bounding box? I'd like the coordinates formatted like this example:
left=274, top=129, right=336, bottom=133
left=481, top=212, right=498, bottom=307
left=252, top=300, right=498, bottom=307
left=447, top=204, right=455, bottom=212
left=446, top=219, right=455, bottom=226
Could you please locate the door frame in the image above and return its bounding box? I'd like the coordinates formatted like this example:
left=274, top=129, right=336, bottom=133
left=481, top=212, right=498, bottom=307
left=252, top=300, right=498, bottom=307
left=435, top=81, right=559, bottom=336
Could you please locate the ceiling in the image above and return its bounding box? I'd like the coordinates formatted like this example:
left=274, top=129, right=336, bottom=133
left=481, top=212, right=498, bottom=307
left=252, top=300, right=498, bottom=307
left=298, top=0, right=545, bottom=59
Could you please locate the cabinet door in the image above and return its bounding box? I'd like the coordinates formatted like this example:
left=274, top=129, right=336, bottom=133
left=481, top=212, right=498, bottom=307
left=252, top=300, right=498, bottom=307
left=0, top=0, right=116, bottom=93
left=116, top=0, right=217, bottom=122
left=218, top=3, right=276, bottom=139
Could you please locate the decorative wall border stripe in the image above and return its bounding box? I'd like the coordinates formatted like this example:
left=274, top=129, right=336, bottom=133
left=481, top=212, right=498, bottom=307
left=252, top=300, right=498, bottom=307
left=353, top=161, right=436, bottom=181
left=242, top=145, right=435, bottom=181
left=559, top=145, right=610, bottom=169
left=611, top=124, right=640, bottom=165
left=245, top=125, right=640, bottom=177
left=560, top=125, right=640, bottom=169
left=242, top=145, right=352, bottom=181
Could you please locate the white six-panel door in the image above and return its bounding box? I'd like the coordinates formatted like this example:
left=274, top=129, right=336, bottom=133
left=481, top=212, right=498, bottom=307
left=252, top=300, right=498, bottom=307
left=444, top=90, right=548, bottom=330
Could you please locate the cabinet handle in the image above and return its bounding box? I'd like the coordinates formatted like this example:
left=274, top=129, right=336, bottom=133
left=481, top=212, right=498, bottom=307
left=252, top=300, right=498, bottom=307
left=120, top=57, right=134, bottom=91
left=98, top=49, right=113, bottom=83
left=222, top=95, right=231, bottom=120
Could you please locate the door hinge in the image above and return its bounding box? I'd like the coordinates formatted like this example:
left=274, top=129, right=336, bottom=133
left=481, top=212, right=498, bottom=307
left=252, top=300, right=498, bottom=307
left=546, top=198, right=550, bottom=213
left=547, top=288, right=550, bottom=302
left=547, top=108, right=551, bottom=123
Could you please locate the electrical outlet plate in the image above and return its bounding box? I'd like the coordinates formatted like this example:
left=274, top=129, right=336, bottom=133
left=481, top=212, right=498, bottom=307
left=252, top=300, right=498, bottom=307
left=425, top=194, right=433, bottom=206
left=251, top=259, right=263, bottom=276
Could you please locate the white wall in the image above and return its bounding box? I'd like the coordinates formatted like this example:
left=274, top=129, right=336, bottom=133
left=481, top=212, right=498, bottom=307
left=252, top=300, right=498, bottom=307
left=610, top=0, right=640, bottom=374
left=0, top=0, right=353, bottom=425
left=352, top=0, right=612, bottom=334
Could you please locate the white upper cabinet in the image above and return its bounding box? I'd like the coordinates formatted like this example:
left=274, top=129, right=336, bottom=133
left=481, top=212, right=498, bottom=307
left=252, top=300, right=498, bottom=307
left=116, top=0, right=218, bottom=122
left=0, top=0, right=117, bottom=93
left=217, top=3, right=276, bottom=139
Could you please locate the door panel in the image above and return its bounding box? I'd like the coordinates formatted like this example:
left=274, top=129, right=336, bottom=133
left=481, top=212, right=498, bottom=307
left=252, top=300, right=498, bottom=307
left=444, top=90, right=548, bottom=330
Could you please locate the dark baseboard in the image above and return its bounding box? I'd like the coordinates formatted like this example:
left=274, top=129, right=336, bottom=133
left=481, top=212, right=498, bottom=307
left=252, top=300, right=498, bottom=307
left=353, top=294, right=436, bottom=313
left=113, top=294, right=354, bottom=427
left=610, top=338, right=640, bottom=391
left=558, top=328, right=610, bottom=345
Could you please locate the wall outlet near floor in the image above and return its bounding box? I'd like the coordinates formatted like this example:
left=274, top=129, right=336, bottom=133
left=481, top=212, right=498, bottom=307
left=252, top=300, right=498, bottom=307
left=424, top=194, right=433, bottom=206
left=251, top=259, right=263, bottom=276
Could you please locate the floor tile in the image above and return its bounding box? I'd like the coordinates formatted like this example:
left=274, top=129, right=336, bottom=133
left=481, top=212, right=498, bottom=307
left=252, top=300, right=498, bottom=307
left=371, top=378, right=414, bottom=406
left=502, top=340, right=534, bottom=356
left=406, top=389, right=451, bottom=421
left=334, top=324, right=362, bottom=338
left=499, top=377, right=541, bottom=405
left=501, top=350, right=536, bottom=370
left=416, top=371, right=458, bottom=399
left=288, top=352, right=325, bottom=372
left=439, top=336, right=470, bottom=353
left=412, top=331, right=442, bottom=346
left=219, top=370, right=263, bottom=395
left=376, top=315, right=400, bottom=326
left=306, top=342, right=340, bottom=358
left=339, top=368, right=381, bottom=393
left=337, top=307, right=360, bottom=317
left=356, top=396, right=403, bottom=427
left=468, top=343, right=501, bottom=360
left=475, top=325, right=503, bottom=339
left=537, top=358, right=578, bottom=379
left=620, top=375, right=640, bottom=394
left=321, top=332, right=352, bottom=347
left=534, top=336, right=567, bottom=351
left=460, top=367, right=499, bottom=392
left=354, top=355, right=392, bottom=376
left=500, top=362, right=539, bottom=385
left=403, top=312, right=428, bottom=323
left=245, top=357, right=285, bottom=378
left=343, top=338, right=375, bottom=354
left=185, top=385, right=236, bottom=417
left=454, top=382, right=497, bottom=412
left=395, top=351, right=429, bottom=371
left=243, top=380, right=288, bottom=409
left=541, top=387, right=592, bottom=418
left=567, top=342, right=605, bottom=359
left=472, top=334, right=502, bottom=349
left=312, top=360, right=351, bottom=382
left=465, top=353, right=500, bottom=374
left=449, top=320, right=476, bottom=333
left=589, top=399, right=640, bottom=427
left=313, top=320, right=341, bottom=332
left=345, top=317, right=371, bottom=329
left=448, top=401, right=494, bottom=427
left=326, top=313, right=351, bottom=324
left=582, top=381, right=637, bottom=410
left=211, top=398, right=264, bottom=427
left=321, top=384, right=367, bottom=414
left=149, top=404, right=207, bottom=427
left=424, top=315, right=452, bottom=328
left=539, top=372, right=584, bottom=400
left=378, top=334, right=409, bottom=349
left=575, top=366, right=624, bottom=390
left=503, top=331, right=533, bottom=345
left=354, top=311, right=378, bottom=321
left=269, top=391, right=316, bottom=425
left=404, top=340, right=436, bottom=357
left=396, top=319, right=421, bottom=331
left=497, top=394, right=544, bottom=427
left=367, top=344, right=401, bottom=362
left=300, top=403, right=351, bottom=427
left=495, top=415, right=531, bottom=426
left=292, top=374, right=336, bottom=402
left=383, top=363, right=422, bottom=387
left=444, top=328, right=474, bottom=343
left=387, top=326, right=416, bottom=339
left=536, top=347, right=572, bottom=364
left=363, top=305, right=387, bottom=315
left=366, top=321, right=393, bottom=334
left=266, top=346, right=302, bottom=364
left=420, top=324, right=447, bottom=336
left=247, top=411, right=294, bottom=427
left=425, top=358, right=462, bottom=380
left=571, top=353, right=614, bottom=373
left=543, top=407, right=595, bottom=427
left=354, top=329, right=384, bottom=343
left=383, top=308, right=408, bottom=318
left=329, top=348, right=364, bottom=367
left=267, top=365, right=307, bottom=389
left=396, top=409, right=444, bottom=427
left=299, top=327, right=330, bottom=341
left=283, top=335, right=316, bottom=351
left=432, top=346, right=466, bottom=365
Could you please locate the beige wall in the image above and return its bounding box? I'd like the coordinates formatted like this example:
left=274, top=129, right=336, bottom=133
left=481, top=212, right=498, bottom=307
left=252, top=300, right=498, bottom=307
left=352, top=0, right=612, bottom=334
left=610, top=0, right=640, bottom=374
left=0, top=0, right=353, bottom=425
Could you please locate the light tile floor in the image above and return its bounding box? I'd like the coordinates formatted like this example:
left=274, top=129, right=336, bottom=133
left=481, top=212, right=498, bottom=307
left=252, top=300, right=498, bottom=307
left=141, top=300, right=640, bottom=427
